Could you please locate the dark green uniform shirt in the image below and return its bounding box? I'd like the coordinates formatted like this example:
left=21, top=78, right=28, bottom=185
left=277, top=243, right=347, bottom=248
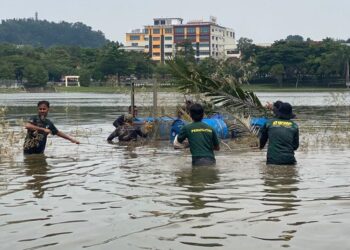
left=23, top=115, right=59, bottom=154
left=177, top=121, right=220, bottom=161
left=260, top=118, right=299, bottom=165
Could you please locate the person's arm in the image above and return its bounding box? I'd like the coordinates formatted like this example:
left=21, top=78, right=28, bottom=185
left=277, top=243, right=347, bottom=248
left=56, top=131, right=80, bottom=144
left=259, top=124, right=268, bottom=149
left=176, top=126, right=187, bottom=143
left=113, top=115, right=124, bottom=128
left=212, top=131, right=220, bottom=151
left=25, top=122, right=51, bottom=134
left=293, top=128, right=299, bottom=150
left=135, top=127, right=148, bottom=138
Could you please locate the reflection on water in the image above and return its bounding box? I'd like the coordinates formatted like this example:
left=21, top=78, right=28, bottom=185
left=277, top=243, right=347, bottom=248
left=24, top=155, right=49, bottom=198
left=1, top=93, right=350, bottom=250
left=176, top=166, right=219, bottom=210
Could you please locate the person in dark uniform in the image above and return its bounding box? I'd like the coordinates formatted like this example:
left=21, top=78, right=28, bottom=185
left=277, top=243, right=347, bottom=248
left=175, top=103, right=220, bottom=166
left=259, top=102, right=299, bottom=165
left=108, top=114, right=148, bottom=142
left=107, top=105, right=147, bottom=142
left=23, top=100, right=80, bottom=154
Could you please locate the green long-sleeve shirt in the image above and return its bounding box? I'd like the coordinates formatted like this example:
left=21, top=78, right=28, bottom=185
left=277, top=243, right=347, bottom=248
left=260, top=118, right=299, bottom=165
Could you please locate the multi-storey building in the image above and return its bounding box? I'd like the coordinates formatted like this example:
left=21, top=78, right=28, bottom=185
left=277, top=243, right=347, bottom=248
left=124, top=29, right=148, bottom=52
left=124, top=17, right=238, bottom=62
left=144, top=18, right=183, bottom=62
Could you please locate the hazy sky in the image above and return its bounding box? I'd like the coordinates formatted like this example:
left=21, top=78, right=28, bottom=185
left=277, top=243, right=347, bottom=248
left=1, top=0, right=349, bottom=43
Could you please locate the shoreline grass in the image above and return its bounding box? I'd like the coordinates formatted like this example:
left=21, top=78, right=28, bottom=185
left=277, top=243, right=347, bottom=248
left=0, top=84, right=349, bottom=94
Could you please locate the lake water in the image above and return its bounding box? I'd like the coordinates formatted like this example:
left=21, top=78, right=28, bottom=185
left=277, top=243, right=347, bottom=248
left=1, top=92, right=350, bottom=250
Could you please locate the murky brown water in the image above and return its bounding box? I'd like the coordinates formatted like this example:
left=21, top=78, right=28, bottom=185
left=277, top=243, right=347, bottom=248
left=1, top=93, right=350, bottom=250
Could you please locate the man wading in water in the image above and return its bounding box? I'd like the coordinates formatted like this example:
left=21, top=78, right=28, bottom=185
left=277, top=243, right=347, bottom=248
left=259, top=102, right=299, bottom=165
left=23, top=100, right=80, bottom=154
left=174, top=103, right=220, bottom=166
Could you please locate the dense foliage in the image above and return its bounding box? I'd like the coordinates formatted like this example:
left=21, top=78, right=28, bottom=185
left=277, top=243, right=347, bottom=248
left=0, top=34, right=349, bottom=88
left=239, top=36, right=350, bottom=87
left=0, top=42, right=154, bottom=87
left=0, top=19, right=108, bottom=48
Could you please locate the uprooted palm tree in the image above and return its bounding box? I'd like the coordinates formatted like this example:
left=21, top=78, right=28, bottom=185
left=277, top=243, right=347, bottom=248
left=167, top=58, right=267, bottom=137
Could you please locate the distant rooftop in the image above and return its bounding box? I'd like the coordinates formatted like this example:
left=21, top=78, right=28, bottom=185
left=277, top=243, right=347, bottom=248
left=153, top=18, right=183, bottom=26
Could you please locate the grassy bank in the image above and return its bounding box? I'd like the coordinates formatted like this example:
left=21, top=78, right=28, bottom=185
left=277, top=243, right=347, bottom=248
left=242, top=84, right=350, bottom=92
left=0, top=84, right=349, bottom=94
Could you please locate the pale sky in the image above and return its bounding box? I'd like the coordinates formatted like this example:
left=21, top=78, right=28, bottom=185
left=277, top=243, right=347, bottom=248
left=1, top=0, right=349, bottom=44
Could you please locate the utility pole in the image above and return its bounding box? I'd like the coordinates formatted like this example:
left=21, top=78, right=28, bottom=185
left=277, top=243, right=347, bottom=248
left=131, top=81, right=135, bottom=117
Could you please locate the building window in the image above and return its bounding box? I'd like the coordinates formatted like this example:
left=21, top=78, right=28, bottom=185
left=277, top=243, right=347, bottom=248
left=187, top=27, right=196, bottom=34
left=174, top=35, right=185, bottom=42
left=165, top=36, right=172, bottom=40
left=153, top=45, right=160, bottom=48
left=145, top=45, right=149, bottom=48
left=174, top=27, right=184, bottom=34
left=144, top=37, right=149, bottom=41
left=154, top=20, right=159, bottom=25
left=160, top=20, right=165, bottom=25
left=165, top=44, right=172, bottom=48
left=200, top=27, right=209, bottom=33
left=153, top=53, right=160, bottom=56
left=131, top=43, right=138, bottom=46
left=153, top=37, right=160, bottom=41
left=144, top=29, right=149, bottom=34
left=165, top=28, right=172, bottom=34
left=153, top=28, right=160, bottom=34
left=186, top=35, right=196, bottom=42
left=200, top=35, right=210, bottom=41
left=199, top=43, right=209, bottom=47
left=165, top=52, right=173, bottom=57
left=130, top=35, right=140, bottom=40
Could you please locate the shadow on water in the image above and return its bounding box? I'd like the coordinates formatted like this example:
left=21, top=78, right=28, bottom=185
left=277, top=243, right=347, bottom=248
left=23, top=154, right=50, bottom=199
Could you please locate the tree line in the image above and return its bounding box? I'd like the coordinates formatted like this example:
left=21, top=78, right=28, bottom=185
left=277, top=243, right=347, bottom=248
left=0, top=34, right=349, bottom=88
left=0, top=19, right=108, bottom=48
left=237, top=36, right=350, bottom=87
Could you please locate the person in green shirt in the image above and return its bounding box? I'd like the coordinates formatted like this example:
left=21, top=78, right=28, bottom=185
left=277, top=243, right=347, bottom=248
left=23, top=100, right=80, bottom=154
left=175, top=103, right=220, bottom=166
left=259, top=102, right=299, bottom=165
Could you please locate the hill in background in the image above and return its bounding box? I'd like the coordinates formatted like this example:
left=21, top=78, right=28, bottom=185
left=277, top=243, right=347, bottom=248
left=0, top=18, right=109, bottom=48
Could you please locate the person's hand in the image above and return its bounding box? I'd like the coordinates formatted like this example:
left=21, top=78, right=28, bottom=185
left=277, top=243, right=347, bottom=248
left=265, top=102, right=273, bottom=110
left=71, top=138, right=80, bottom=144
left=43, top=128, right=51, bottom=134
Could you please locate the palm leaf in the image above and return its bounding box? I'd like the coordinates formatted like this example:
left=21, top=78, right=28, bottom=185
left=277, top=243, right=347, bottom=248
left=167, top=58, right=267, bottom=136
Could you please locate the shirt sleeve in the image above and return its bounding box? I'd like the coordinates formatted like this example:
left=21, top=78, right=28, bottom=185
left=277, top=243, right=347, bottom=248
left=259, top=124, right=268, bottom=149
left=48, top=120, right=59, bottom=135
left=113, top=115, right=125, bottom=128
left=212, top=130, right=220, bottom=146
left=28, top=116, right=37, bottom=124
left=293, top=127, right=299, bottom=150
left=177, top=126, right=187, bottom=143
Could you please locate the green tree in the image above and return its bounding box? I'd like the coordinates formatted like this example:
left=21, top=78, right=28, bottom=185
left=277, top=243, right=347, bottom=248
left=270, top=64, right=284, bottom=86
left=0, top=63, right=15, bottom=79
left=175, top=39, right=195, bottom=64
left=285, top=35, right=304, bottom=42
left=23, top=64, right=48, bottom=87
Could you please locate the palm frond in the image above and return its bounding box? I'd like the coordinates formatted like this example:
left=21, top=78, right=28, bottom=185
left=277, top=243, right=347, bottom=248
left=167, top=58, right=264, bottom=114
